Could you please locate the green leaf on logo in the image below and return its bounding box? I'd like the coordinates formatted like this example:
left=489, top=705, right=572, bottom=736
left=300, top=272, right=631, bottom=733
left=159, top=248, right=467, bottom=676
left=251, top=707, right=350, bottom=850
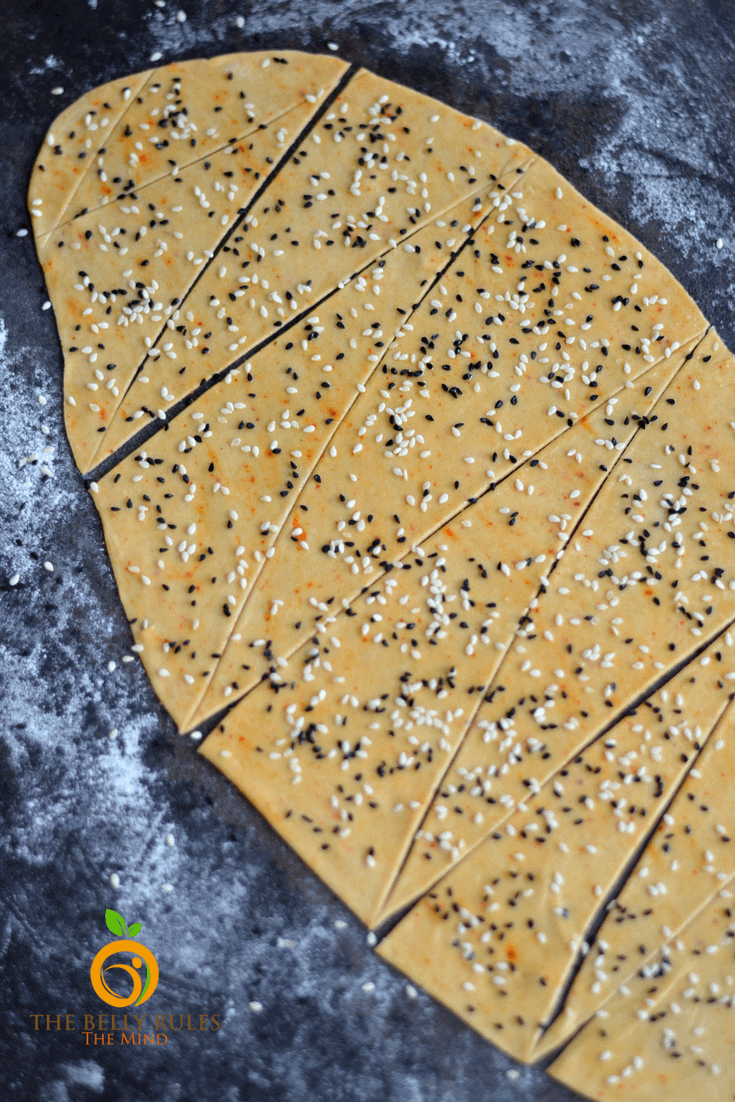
left=126, top=922, right=142, bottom=938
left=105, top=909, right=126, bottom=937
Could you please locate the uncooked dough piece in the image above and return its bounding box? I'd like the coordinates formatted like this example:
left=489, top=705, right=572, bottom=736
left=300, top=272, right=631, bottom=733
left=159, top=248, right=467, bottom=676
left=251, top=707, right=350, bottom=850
left=190, top=156, right=707, bottom=730
left=384, top=330, right=735, bottom=919
left=376, top=630, right=735, bottom=1062
left=198, top=352, right=696, bottom=928
left=548, top=885, right=735, bottom=1099
left=93, top=68, right=534, bottom=461
left=537, top=692, right=735, bottom=1058
left=41, top=94, right=343, bottom=473
left=28, top=69, right=153, bottom=239
left=30, top=53, right=735, bottom=1096
left=31, top=52, right=348, bottom=241
left=91, top=187, right=497, bottom=731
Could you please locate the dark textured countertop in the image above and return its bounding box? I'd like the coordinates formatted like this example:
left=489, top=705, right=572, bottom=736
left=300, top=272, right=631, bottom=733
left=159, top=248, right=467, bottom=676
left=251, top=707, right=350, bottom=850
left=2, top=2, right=734, bottom=1099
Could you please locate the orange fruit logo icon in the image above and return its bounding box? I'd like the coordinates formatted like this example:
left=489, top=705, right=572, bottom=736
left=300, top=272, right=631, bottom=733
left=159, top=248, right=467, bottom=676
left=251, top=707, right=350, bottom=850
left=90, top=910, right=159, bottom=1007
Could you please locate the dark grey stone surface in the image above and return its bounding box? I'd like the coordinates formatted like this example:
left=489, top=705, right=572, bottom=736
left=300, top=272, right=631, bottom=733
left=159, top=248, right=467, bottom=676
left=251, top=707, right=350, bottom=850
left=1, top=1, right=733, bottom=1099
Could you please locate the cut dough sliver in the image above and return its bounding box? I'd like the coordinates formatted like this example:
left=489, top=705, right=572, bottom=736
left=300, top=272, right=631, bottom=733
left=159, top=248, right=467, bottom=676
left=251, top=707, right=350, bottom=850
left=41, top=93, right=348, bottom=474
left=92, top=68, right=534, bottom=465
left=189, top=157, right=707, bottom=732
left=548, top=882, right=735, bottom=1099
left=375, top=629, right=735, bottom=1063
left=197, top=349, right=696, bottom=929
left=32, top=51, right=349, bottom=243
left=383, top=329, right=735, bottom=920
left=29, top=68, right=153, bottom=240
left=537, top=695, right=735, bottom=1059
left=91, top=186, right=503, bottom=731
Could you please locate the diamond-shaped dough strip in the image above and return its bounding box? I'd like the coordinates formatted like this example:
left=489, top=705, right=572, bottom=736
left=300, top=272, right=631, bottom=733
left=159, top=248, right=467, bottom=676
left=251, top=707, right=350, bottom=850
left=196, top=351, right=691, bottom=928
left=46, top=93, right=343, bottom=473
left=90, top=188, right=496, bottom=731
left=537, top=695, right=735, bottom=1059
left=375, top=629, right=735, bottom=1063
left=384, top=329, right=735, bottom=918
left=190, top=157, right=707, bottom=730
left=92, top=69, right=534, bottom=462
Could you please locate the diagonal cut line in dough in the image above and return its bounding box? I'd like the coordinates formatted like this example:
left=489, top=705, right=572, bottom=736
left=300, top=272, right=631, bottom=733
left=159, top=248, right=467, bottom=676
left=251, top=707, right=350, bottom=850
left=33, top=68, right=154, bottom=243
left=547, top=862, right=735, bottom=1093
left=82, top=220, right=455, bottom=484
left=537, top=694, right=735, bottom=1060
left=189, top=323, right=705, bottom=734
left=81, top=64, right=358, bottom=472
left=532, top=684, right=735, bottom=1058
left=37, top=68, right=160, bottom=243
left=406, top=597, right=735, bottom=925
